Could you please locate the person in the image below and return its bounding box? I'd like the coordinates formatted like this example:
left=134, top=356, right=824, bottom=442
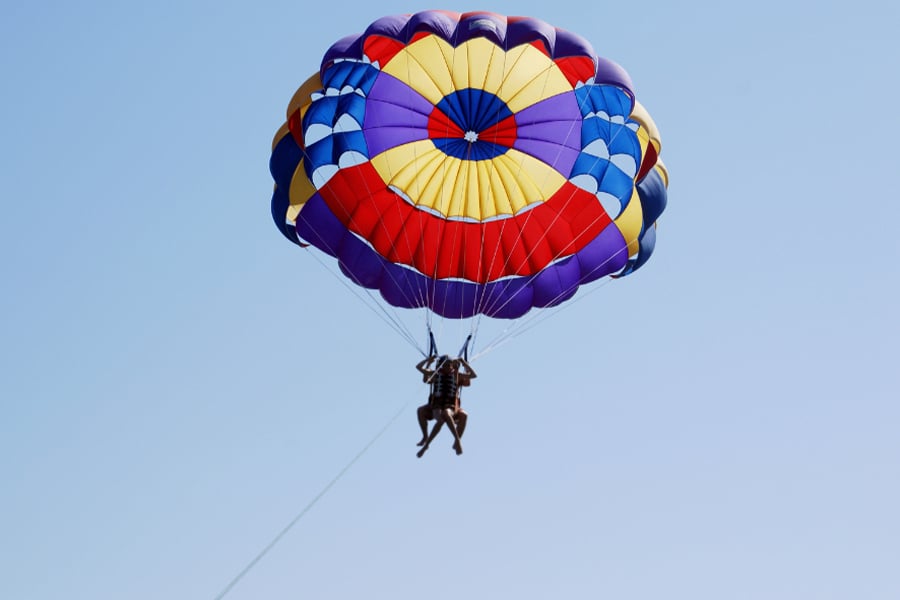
left=414, top=354, right=477, bottom=457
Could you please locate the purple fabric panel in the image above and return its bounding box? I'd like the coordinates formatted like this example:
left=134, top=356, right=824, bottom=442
left=337, top=232, right=386, bottom=287
left=575, top=223, right=628, bottom=283
left=362, top=13, right=413, bottom=40
left=513, top=94, right=581, bottom=173
left=595, top=56, right=634, bottom=97
left=367, top=73, right=435, bottom=116
left=550, top=26, right=596, bottom=60
left=480, top=278, right=534, bottom=318
left=380, top=262, right=429, bottom=309
left=514, top=93, right=581, bottom=129
left=365, top=125, right=429, bottom=158
left=295, top=194, right=344, bottom=257
left=364, top=75, right=432, bottom=156
left=322, top=34, right=364, bottom=70
left=513, top=138, right=580, bottom=176
left=506, top=17, right=556, bottom=51
left=409, top=11, right=465, bottom=42
left=431, top=278, right=482, bottom=318
left=531, top=256, right=581, bottom=307
left=457, top=12, right=507, bottom=46
left=363, top=98, right=432, bottom=129
left=321, top=12, right=600, bottom=70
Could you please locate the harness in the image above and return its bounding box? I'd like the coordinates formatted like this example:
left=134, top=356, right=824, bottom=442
left=430, top=371, right=459, bottom=409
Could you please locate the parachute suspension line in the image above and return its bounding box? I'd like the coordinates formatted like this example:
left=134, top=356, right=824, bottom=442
left=212, top=398, right=412, bottom=600
left=472, top=242, right=629, bottom=359
left=295, top=74, right=431, bottom=352
left=472, top=273, right=617, bottom=361
left=298, top=244, right=424, bottom=354
left=313, top=57, right=439, bottom=352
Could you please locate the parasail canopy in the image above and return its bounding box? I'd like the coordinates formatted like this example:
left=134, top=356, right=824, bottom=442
left=270, top=10, right=668, bottom=322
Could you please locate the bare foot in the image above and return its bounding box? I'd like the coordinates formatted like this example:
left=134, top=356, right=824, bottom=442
left=416, top=437, right=427, bottom=447
left=453, top=441, right=463, bottom=455
left=417, top=445, right=428, bottom=458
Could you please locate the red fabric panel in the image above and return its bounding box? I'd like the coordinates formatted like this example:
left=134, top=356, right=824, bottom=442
left=554, top=56, right=596, bottom=87
left=363, top=35, right=406, bottom=66
left=637, top=143, right=658, bottom=182
left=318, top=164, right=613, bottom=282
left=288, top=109, right=305, bottom=148
left=479, top=115, right=517, bottom=146
left=427, top=108, right=464, bottom=139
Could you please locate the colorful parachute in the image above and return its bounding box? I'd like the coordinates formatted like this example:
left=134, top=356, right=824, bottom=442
left=270, top=10, right=668, bottom=320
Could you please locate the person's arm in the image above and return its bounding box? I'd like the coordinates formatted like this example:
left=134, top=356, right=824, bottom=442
left=457, top=358, right=477, bottom=386
left=416, top=355, right=436, bottom=380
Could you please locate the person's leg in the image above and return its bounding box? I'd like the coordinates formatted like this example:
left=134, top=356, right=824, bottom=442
left=441, top=409, right=463, bottom=455
left=416, top=411, right=444, bottom=458
left=454, top=409, right=468, bottom=439
left=416, top=404, right=431, bottom=446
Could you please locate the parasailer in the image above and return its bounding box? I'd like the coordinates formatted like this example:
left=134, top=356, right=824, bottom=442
left=269, top=10, right=669, bottom=452
left=415, top=354, right=477, bottom=457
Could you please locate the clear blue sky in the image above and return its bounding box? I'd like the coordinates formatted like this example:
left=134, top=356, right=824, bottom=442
left=2, top=1, right=898, bottom=599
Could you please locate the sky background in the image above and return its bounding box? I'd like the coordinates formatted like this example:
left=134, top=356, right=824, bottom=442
left=2, top=1, right=898, bottom=599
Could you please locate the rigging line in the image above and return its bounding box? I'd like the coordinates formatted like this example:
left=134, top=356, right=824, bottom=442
left=290, top=203, right=423, bottom=348
left=472, top=246, right=627, bottom=359
left=299, top=242, right=424, bottom=353
left=295, top=78, right=428, bottom=352
left=298, top=223, right=421, bottom=350
left=312, top=54, right=432, bottom=336
left=474, top=239, right=629, bottom=355
left=482, top=68, right=637, bottom=313
left=213, top=399, right=412, bottom=600
left=471, top=275, right=617, bottom=361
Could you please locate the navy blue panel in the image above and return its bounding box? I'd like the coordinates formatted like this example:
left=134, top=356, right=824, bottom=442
left=270, top=186, right=302, bottom=246
left=636, top=168, right=667, bottom=226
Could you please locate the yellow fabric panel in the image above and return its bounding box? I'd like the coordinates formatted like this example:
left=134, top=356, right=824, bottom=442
left=614, top=188, right=644, bottom=256
left=631, top=100, right=662, bottom=154
left=286, top=73, right=323, bottom=120
left=372, top=141, right=449, bottom=202
left=654, top=159, right=669, bottom=187
left=636, top=126, right=651, bottom=163
left=457, top=38, right=506, bottom=97
left=370, top=141, right=566, bottom=219
left=496, top=44, right=570, bottom=112
left=287, top=159, right=316, bottom=222
left=382, top=35, right=451, bottom=106
left=489, top=151, right=563, bottom=214
left=382, top=36, right=570, bottom=112
left=478, top=159, right=512, bottom=218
